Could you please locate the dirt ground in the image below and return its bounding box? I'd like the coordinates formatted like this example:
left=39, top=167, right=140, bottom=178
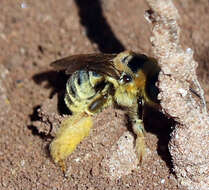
left=0, top=0, right=208, bottom=190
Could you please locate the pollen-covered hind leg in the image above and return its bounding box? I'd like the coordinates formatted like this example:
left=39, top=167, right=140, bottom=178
left=133, top=119, right=146, bottom=163
left=50, top=113, right=93, bottom=172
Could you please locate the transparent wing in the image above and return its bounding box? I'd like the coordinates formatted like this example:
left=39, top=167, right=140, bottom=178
left=50, top=53, right=120, bottom=79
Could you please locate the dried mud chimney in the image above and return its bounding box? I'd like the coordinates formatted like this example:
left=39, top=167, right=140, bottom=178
left=145, top=0, right=209, bottom=190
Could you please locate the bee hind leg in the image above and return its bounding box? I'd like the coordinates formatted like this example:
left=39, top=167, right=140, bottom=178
left=50, top=112, right=93, bottom=172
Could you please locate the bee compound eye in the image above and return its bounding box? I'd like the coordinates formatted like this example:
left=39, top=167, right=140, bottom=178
left=122, top=74, right=132, bottom=83
left=121, top=55, right=129, bottom=64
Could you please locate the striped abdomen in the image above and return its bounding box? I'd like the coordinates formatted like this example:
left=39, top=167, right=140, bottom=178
left=64, top=70, right=114, bottom=115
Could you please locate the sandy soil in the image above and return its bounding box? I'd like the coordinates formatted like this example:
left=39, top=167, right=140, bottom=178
left=0, top=0, right=208, bottom=189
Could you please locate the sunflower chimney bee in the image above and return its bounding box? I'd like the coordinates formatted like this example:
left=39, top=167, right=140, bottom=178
left=49, top=50, right=160, bottom=172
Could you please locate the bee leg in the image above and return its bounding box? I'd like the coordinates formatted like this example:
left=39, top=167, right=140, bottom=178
left=50, top=112, right=93, bottom=173
left=58, top=159, right=67, bottom=173
left=128, top=98, right=146, bottom=163
left=132, top=119, right=146, bottom=163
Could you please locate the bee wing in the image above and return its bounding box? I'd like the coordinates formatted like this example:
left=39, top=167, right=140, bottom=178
left=50, top=53, right=120, bottom=79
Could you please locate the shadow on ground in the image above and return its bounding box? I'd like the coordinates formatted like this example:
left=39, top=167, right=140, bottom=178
left=75, top=0, right=125, bottom=53
left=144, top=106, right=175, bottom=172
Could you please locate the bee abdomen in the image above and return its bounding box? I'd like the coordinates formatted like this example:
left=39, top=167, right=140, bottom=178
left=65, top=70, right=104, bottom=113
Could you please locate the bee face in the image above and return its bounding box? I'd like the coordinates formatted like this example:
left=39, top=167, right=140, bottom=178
left=112, top=51, right=160, bottom=105
left=50, top=50, right=160, bottom=172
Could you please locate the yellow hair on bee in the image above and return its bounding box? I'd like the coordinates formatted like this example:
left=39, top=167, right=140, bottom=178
left=134, top=70, right=146, bottom=89
left=50, top=113, right=93, bottom=171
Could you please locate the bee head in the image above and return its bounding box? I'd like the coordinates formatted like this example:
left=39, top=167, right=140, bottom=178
left=114, top=51, right=149, bottom=85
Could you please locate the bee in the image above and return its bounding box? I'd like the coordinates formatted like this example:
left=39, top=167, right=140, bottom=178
left=49, top=50, right=160, bottom=172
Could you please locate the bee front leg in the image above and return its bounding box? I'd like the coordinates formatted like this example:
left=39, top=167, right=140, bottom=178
left=50, top=112, right=93, bottom=172
left=132, top=119, right=146, bottom=163
left=128, top=98, right=146, bottom=163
